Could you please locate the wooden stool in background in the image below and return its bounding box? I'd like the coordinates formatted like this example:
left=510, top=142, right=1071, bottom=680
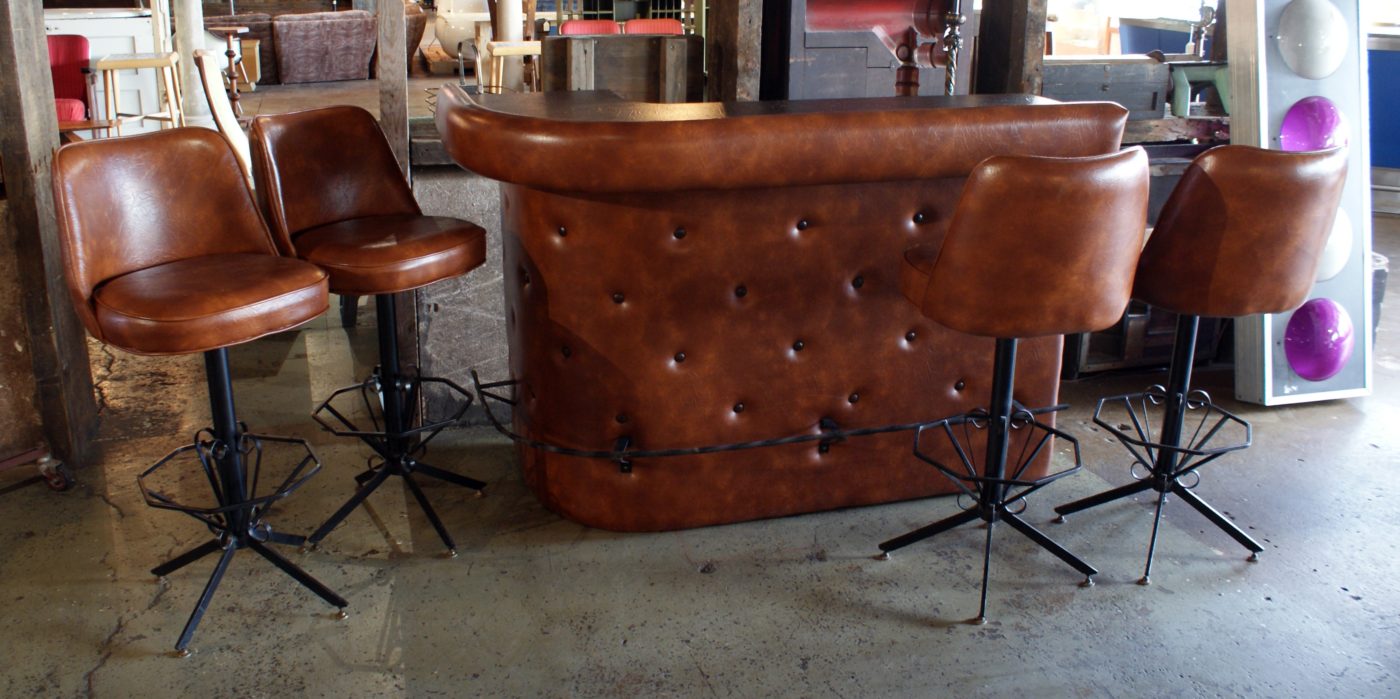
left=93, top=51, right=185, bottom=136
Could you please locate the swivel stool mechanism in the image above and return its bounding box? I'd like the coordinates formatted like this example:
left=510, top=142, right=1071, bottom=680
left=249, top=105, right=490, bottom=555
left=52, top=128, right=347, bottom=654
left=1053, top=145, right=1349, bottom=584
left=879, top=147, right=1151, bottom=623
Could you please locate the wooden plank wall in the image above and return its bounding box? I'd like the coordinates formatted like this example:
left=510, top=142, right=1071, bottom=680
left=0, top=2, right=99, bottom=465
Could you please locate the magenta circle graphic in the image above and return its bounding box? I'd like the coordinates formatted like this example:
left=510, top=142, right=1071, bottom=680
left=1279, top=96, right=1349, bottom=151
left=1284, top=298, right=1355, bottom=382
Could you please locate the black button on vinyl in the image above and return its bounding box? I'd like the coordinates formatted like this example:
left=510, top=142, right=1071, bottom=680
left=733, top=402, right=745, bottom=413
left=852, top=276, right=864, bottom=289
left=796, top=219, right=810, bottom=231
left=616, top=413, right=629, bottom=424
left=905, top=331, right=917, bottom=342
left=612, top=292, right=625, bottom=304
left=673, top=227, right=687, bottom=239
left=793, top=340, right=805, bottom=351
left=562, top=346, right=572, bottom=358
left=913, top=212, right=927, bottom=224
left=674, top=352, right=686, bottom=363
left=954, top=380, right=966, bottom=391
left=735, top=285, right=748, bottom=298
left=848, top=393, right=860, bottom=404
left=558, top=226, right=568, bottom=237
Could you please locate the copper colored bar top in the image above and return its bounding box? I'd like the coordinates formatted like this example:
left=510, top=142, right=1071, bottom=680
left=435, top=86, right=1129, bottom=193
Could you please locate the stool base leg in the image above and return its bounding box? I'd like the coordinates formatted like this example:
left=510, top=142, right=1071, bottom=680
left=174, top=544, right=236, bottom=654
left=1054, top=479, right=1153, bottom=519
left=163, top=534, right=348, bottom=654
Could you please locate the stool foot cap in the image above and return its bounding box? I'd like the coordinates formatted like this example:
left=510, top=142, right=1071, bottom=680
left=335, top=610, right=349, bottom=621
left=1248, top=552, right=1260, bottom=562
left=173, top=648, right=192, bottom=658
left=1137, top=576, right=1151, bottom=586
left=473, top=489, right=486, bottom=499
left=1080, top=576, right=1095, bottom=588
left=874, top=552, right=890, bottom=561
left=969, top=616, right=987, bottom=626
left=1053, top=515, right=1066, bottom=524
left=445, top=549, right=459, bottom=559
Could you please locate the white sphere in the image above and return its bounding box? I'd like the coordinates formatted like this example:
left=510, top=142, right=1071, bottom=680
left=1276, top=0, right=1349, bottom=80
left=1315, top=209, right=1353, bottom=281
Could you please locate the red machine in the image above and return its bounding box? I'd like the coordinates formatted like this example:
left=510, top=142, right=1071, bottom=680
left=806, top=0, right=966, bottom=95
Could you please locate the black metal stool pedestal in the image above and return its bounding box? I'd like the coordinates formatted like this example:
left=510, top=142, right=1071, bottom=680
left=1053, top=315, right=1257, bottom=584
left=306, top=294, right=483, bottom=555
left=878, top=338, right=1097, bottom=624
left=141, top=350, right=348, bottom=655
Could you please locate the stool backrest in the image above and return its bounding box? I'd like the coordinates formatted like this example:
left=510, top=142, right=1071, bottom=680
left=247, top=105, right=420, bottom=256
left=919, top=147, right=1150, bottom=338
left=1133, top=145, right=1348, bottom=317
left=51, top=128, right=280, bottom=340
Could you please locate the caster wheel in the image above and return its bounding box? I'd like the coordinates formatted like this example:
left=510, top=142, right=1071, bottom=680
left=38, top=458, right=75, bottom=492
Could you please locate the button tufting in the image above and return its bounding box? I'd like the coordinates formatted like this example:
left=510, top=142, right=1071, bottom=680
left=913, top=212, right=927, bottom=224
left=673, top=227, right=687, bottom=239
left=848, top=393, right=860, bottom=404
left=852, top=275, right=864, bottom=289
left=796, top=219, right=810, bottom=231
left=674, top=352, right=686, bottom=363
left=905, top=331, right=917, bottom=342
left=612, top=292, right=625, bottom=304
left=615, top=413, right=629, bottom=424
left=557, top=226, right=568, bottom=237
left=735, top=285, right=748, bottom=298
left=562, top=346, right=572, bottom=358
left=733, top=402, right=745, bottom=413
left=954, top=380, right=966, bottom=391
left=792, top=340, right=805, bottom=351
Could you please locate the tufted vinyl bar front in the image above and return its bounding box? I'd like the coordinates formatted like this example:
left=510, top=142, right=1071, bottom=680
left=437, top=88, right=1131, bottom=531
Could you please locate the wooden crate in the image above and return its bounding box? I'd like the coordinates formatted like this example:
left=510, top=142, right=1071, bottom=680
left=540, top=34, right=703, bottom=103
left=1041, top=56, right=1171, bottom=120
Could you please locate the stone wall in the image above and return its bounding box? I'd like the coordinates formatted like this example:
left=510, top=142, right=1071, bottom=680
left=411, top=165, right=508, bottom=422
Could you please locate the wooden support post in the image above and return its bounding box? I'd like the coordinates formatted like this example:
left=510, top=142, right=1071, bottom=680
left=973, top=0, right=1048, bottom=95
left=0, top=3, right=99, bottom=465
left=658, top=36, right=687, bottom=103
left=565, top=38, right=596, bottom=91
left=705, top=0, right=762, bottom=101
left=378, top=0, right=410, bottom=178
left=375, top=0, right=418, bottom=419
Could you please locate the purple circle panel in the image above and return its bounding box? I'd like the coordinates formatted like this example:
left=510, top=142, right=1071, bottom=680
left=1284, top=297, right=1355, bottom=382
left=1279, top=96, right=1349, bottom=152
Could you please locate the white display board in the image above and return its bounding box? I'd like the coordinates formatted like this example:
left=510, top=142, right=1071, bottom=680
left=1230, top=0, right=1373, bottom=404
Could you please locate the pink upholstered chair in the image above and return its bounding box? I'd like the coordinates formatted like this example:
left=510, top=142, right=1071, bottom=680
left=622, top=18, right=683, bottom=34
left=47, top=35, right=93, bottom=121
left=559, top=19, right=620, bottom=35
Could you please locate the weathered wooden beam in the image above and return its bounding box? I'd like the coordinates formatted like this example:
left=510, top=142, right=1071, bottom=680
left=0, top=2, right=99, bottom=465
left=705, top=0, right=762, bottom=101
left=378, top=0, right=410, bottom=178
left=374, top=0, right=419, bottom=413
left=974, top=0, right=1048, bottom=95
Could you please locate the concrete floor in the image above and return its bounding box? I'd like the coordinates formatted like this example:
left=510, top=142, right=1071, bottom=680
left=4, top=76, right=1398, bottom=695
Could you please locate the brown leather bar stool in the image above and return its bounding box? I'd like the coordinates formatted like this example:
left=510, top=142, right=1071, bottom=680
left=1054, top=145, right=1348, bottom=583
left=51, top=128, right=347, bottom=654
left=248, top=105, right=488, bottom=555
left=880, top=148, right=1150, bottom=624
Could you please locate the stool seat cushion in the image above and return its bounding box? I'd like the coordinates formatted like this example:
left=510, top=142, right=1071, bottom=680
left=292, top=214, right=487, bottom=295
left=93, top=253, right=328, bottom=355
